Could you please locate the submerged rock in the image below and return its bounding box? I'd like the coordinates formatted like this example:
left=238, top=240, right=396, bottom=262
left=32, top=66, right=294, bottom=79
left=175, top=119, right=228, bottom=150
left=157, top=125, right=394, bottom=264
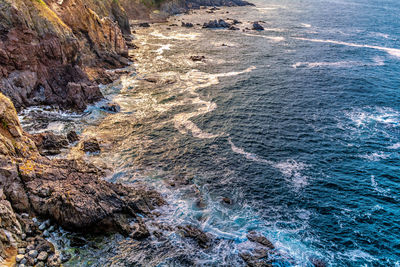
left=67, top=131, right=80, bottom=143
left=252, top=22, right=264, bottom=31
left=139, top=22, right=150, bottom=27
left=177, top=225, right=211, bottom=248
left=190, top=55, right=206, bottom=62
left=100, top=102, right=121, bottom=113
left=247, top=231, right=275, bottom=250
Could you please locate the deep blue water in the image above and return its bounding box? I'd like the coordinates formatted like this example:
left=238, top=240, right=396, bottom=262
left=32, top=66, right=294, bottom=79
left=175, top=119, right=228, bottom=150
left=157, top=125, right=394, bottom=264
left=23, top=0, right=400, bottom=265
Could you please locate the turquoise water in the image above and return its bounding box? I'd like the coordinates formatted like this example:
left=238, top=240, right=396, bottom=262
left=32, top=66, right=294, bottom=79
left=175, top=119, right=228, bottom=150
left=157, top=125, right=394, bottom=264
left=22, top=0, right=400, bottom=265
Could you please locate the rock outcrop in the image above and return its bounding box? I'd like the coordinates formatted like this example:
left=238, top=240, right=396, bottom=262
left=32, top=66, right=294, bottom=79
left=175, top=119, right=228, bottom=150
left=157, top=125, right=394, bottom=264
left=0, top=93, right=165, bottom=262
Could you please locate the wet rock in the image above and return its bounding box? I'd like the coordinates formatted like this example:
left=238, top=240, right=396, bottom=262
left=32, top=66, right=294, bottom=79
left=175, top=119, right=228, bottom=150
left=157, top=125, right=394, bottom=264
left=36, top=262, right=45, bottom=267
left=222, top=197, right=232, bottom=204
left=203, top=19, right=231, bottom=28
left=130, top=218, right=151, bottom=240
left=37, top=251, right=48, bottom=261
left=229, top=25, right=240, bottom=30
left=246, top=231, right=275, bottom=250
left=101, top=102, right=121, bottom=113
left=177, top=225, right=211, bottom=248
left=67, top=131, right=79, bottom=143
left=252, top=22, right=264, bottom=31
left=31, top=132, right=68, bottom=156
left=240, top=252, right=272, bottom=267
left=232, top=19, right=242, bottom=24
left=181, top=22, right=194, bottom=27
left=70, top=236, right=87, bottom=247
left=82, top=138, right=101, bottom=153
left=310, top=257, right=327, bottom=267
left=18, top=248, right=26, bottom=254
left=139, top=22, right=150, bottom=27
left=47, top=253, right=61, bottom=267
left=190, top=55, right=206, bottom=62
left=60, top=251, right=72, bottom=263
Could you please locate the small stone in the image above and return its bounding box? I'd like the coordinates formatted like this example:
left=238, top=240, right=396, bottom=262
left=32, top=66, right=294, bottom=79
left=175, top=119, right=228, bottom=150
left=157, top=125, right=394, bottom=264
left=139, top=22, right=150, bottom=27
left=48, top=225, right=55, bottom=232
left=16, top=254, right=24, bottom=263
left=252, top=22, right=264, bottom=31
left=47, top=253, right=61, bottom=267
left=36, top=261, right=45, bottom=267
left=26, top=244, right=35, bottom=251
left=20, top=258, right=27, bottom=265
left=39, top=223, right=47, bottom=231
left=28, top=249, right=38, bottom=258
left=43, top=230, right=50, bottom=237
left=222, top=197, right=232, bottom=204
left=18, top=248, right=26, bottom=254
left=21, top=233, right=26, bottom=240
left=37, top=251, right=48, bottom=261
left=190, top=55, right=205, bottom=62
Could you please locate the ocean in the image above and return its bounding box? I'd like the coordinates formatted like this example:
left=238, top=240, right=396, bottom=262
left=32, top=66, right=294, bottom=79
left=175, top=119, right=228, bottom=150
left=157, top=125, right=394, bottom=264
left=21, top=0, right=400, bottom=265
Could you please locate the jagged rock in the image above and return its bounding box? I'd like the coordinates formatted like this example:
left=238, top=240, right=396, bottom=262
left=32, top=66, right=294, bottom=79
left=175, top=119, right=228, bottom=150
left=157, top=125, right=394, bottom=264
left=190, top=56, right=206, bottom=62
left=246, top=231, right=275, bottom=250
left=100, top=102, right=121, bottom=113
left=177, top=225, right=211, bottom=248
left=67, top=131, right=79, bottom=143
left=203, top=19, right=231, bottom=28
left=82, top=138, right=101, bottom=153
left=28, top=249, right=38, bottom=258
left=252, top=22, right=264, bottom=31
left=31, top=132, right=68, bottom=156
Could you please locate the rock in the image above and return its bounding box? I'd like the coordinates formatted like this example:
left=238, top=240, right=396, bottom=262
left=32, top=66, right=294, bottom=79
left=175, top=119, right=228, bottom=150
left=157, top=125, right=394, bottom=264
left=129, top=218, right=151, bottom=240
left=222, top=197, right=232, bottom=204
left=232, top=19, right=242, bottom=24
left=252, top=22, right=264, bottom=31
left=47, top=253, right=61, bottom=267
left=177, top=225, right=211, bottom=248
left=31, top=132, right=68, bottom=156
left=203, top=19, right=231, bottom=28
left=82, top=138, right=101, bottom=153
left=70, top=236, right=86, bottom=247
left=18, top=248, right=26, bottom=254
left=43, top=230, right=50, bottom=237
left=100, top=102, right=121, bottom=113
left=60, top=251, right=72, bottom=263
left=229, top=25, right=240, bottom=30
left=67, top=131, right=79, bottom=143
left=37, top=251, right=48, bottom=261
left=139, top=22, right=150, bottom=27
left=16, top=254, right=25, bottom=262
left=181, top=22, right=194, bottom=28
left=310, top=257, right=327, bottom=267
left=246, top=231, right=275, bottom=250
left=28, top=249, right=38, bottom=258
left=190, top=56, right=206, bottom=62
left=239, top=252, right=272, bottom=267
left=36, top=262, right=45, bottom=267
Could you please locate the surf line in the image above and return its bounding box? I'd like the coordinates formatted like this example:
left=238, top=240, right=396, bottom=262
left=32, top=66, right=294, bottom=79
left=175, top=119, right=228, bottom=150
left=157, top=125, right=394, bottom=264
left=294, top=37, right=400, bottom=58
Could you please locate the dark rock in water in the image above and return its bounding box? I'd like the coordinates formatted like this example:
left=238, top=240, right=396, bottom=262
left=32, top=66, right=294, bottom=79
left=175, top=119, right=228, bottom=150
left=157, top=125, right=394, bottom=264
left=239, top=251, right=272, bottom=267
left=247, top=231, right=275, bottom=250
left=82, top=138, right=101, bottom=153
left=177, top=225, right=211, bottom=248
left=31, top=132, right=68, bottom=156
left=203, top=19, right=231, bottom=28
left=169, top=24, right=178, bottom=26
left=67, top=131, right=79, bottom=143
left=210, top=6, right=220, bottom=10
left=195, top=198, right=207, bottom=209
left=222, top=197, right=232, bottom=204
left=60, top=251, right=72, bottom=263
left=190, top=55, right=206, bottom=62
left=130, top=218, right=151, bottom=239
left=139, top=22, right=150, bottom=27
left=181, top=22, right=194, bottom=28
left=101, top=102, right=121, bottom=113
left=229, top=25, right=240, bottom=30
left=310, top=257, right=327, bottom=267
left=252, top=22, right=264, bottom=31
left=69, top=236, right=86, bottom=247
left=232, top=19, right=242, bottom=24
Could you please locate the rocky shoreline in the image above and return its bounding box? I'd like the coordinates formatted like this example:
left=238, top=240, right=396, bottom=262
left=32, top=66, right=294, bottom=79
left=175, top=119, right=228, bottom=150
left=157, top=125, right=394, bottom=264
left=0, top=0, right=266, bottom=266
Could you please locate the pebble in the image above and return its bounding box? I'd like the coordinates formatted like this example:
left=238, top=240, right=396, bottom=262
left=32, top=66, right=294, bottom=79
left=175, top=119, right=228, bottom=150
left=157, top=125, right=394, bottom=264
left=36, top=262, right=45, bottom=267
left=37, top=251, right=48, bottom=261
left=26, top=244, right=35, bottom=250
left=28, top=249, right=38, bottom=258
left=18, top=248, right=26, bottom=254
left=16, top=254, right=24, bottom=263
left=43, top=230, right=50, bottom=237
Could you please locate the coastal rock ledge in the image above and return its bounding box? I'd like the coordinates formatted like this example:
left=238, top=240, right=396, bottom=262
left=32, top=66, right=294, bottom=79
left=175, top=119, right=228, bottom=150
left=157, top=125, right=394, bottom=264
left=0, top=92, right=165, bottom=263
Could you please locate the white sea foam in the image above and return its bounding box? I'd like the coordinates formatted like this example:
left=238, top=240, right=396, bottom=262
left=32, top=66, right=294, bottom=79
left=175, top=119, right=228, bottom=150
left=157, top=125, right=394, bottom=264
left=388, top=143, right=400, bottom=149
left=228, top=138, right=308, bottom=188
left=150, top=30, right=200, bottom=40
left=301, top=23, right=312, bottom=28
left=155, top=44, right=171, bottom=54
left=360, top=152, right=389, bottom=161
left=294, top=37, right=400, bottom=58
left=244, top=33, right=286, bottom=42
left=292, top=57, right=384, bottom=69
left=370, top=175, right=389, bottom=194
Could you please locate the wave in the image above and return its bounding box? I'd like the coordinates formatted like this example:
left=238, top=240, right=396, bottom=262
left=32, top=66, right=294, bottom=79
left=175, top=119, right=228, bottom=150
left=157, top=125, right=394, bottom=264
left=228, top=138, right=308, bottom=188
left=301, top=23, right=312, bottom=28
left=150, top=30, right=200, bottom=40
left=244, top=33, right=286, bottom=42
left=294, top=37, right=400, bottom=58
left=292, top=57, right=384, bottom=69
left=155, top=44, right=171, bottom=54
left=360, top=152, right=389, bottom=162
